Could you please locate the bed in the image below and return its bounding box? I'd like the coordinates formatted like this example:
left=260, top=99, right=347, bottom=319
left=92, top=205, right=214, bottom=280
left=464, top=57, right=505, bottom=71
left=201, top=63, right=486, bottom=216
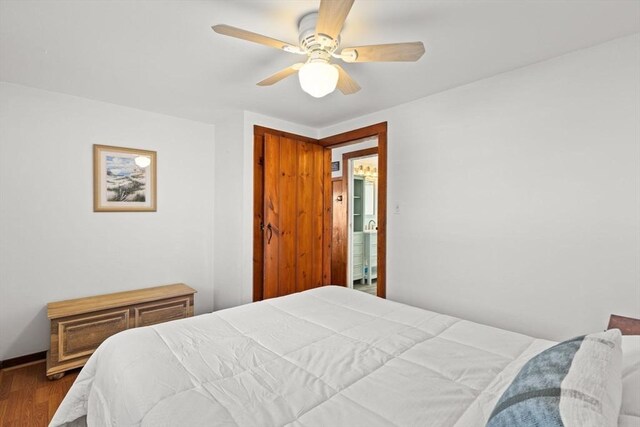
left=50, top=286, right=639, bottom=427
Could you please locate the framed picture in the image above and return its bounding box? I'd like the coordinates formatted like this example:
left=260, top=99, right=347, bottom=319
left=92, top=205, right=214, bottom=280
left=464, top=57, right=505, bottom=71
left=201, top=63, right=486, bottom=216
left=93, top=144, right=157, bottom=212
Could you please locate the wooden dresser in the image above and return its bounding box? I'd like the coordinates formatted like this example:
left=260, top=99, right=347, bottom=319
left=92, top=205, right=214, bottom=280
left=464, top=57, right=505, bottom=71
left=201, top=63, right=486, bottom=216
left=46, top=283, right=196, bottom=380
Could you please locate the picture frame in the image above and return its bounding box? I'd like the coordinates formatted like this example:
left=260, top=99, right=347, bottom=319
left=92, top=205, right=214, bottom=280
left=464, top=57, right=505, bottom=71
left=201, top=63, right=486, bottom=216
left=93, top=144, right=157, bottom=212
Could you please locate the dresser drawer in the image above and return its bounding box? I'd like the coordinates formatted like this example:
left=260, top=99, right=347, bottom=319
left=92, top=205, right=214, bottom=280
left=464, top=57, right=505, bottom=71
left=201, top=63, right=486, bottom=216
left=56, top=308, right=129, bottom=362
left=134, top=297, right=191, bottom=327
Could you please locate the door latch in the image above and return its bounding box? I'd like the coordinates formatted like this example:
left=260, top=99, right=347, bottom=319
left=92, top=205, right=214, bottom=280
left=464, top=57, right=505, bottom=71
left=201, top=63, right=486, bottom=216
left=266, top=223, right=273, bottom=244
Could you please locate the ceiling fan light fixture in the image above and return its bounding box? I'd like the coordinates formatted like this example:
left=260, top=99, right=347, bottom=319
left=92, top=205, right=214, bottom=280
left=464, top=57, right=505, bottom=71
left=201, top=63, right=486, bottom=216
left=212, top=0, right=426, bottom=97
left=298, top=61, right=339, bottom=98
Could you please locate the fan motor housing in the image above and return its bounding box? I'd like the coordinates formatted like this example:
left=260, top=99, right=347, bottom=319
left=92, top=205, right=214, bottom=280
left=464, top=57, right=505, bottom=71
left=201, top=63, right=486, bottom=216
left=298, top=12, right=340, bottom=57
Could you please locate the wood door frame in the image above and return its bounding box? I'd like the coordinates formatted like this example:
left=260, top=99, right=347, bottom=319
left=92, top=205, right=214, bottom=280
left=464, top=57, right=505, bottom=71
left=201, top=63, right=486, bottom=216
left=330, top=177, right=346, bottom=286
left=321, top=122, right=388, bottom=298
left=253, top=122, right=388, bottom=301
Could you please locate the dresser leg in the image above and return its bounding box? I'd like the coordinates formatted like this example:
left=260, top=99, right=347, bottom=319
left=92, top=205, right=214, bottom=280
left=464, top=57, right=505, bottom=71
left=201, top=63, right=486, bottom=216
left=47, top=372, right=65, bottom=381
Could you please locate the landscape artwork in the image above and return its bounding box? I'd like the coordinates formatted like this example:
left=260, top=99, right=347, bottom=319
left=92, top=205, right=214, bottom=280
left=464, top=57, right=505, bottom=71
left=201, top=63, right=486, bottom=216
left=93, top=145, right=157, bottom=212
left=106, top=156, right=146, bottom=202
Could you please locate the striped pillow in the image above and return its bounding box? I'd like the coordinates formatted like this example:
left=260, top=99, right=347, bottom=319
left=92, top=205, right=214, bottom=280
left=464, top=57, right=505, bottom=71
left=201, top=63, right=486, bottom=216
left=487, top=329, right=623, bottom=427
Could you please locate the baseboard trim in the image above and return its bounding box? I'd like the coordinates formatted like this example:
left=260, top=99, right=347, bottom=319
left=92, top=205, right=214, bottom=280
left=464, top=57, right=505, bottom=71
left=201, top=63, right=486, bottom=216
left=0, top=351, right=47, bottom=370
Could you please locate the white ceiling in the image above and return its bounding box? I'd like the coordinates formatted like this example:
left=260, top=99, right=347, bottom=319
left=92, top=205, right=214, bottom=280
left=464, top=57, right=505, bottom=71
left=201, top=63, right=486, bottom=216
left=1, top=1, right=638, bottom=128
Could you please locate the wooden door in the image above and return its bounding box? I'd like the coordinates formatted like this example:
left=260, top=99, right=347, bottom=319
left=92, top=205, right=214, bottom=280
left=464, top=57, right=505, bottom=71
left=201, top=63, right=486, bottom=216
left=261, top=132, right=331, bottom=299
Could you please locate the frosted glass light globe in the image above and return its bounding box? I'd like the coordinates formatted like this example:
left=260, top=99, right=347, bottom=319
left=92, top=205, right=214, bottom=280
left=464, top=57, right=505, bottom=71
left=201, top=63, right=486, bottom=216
left=134, top=156, right=151, bottom=168
left=298, top=62, right=339, bottom=98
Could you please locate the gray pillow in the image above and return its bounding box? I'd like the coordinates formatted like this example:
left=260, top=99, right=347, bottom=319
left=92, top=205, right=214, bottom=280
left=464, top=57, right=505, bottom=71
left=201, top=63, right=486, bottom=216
left=486, top=329, right=622, bottom=427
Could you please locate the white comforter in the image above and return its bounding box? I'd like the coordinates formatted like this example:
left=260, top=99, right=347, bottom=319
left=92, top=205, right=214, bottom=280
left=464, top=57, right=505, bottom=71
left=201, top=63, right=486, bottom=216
left=52, top=286, right=557, bottom=427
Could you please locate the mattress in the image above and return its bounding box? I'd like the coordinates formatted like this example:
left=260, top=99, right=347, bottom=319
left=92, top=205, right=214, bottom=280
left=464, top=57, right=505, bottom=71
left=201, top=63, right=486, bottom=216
left=51, top=286, right=576, bottom=426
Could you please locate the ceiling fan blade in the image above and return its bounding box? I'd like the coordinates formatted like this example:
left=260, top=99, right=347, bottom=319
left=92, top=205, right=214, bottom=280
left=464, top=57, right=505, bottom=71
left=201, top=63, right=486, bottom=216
left=333, top=64, right=361, bottom=95
left=341, top=42, right=425, bottom=62
left=212, top=24, right=303, bottom=53
left=316, top=0, right=355, bottom=41
left=257, top=63, right=304, bottom=86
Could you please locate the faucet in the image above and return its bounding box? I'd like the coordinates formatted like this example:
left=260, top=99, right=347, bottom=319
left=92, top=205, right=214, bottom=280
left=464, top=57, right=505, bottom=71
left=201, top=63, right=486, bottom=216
left=367, top=220, right=377, bottom=231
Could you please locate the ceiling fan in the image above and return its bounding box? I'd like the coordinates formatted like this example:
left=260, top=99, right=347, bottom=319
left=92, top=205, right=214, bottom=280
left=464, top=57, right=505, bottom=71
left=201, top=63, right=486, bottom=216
left=212, top=0, right=425, bottom=98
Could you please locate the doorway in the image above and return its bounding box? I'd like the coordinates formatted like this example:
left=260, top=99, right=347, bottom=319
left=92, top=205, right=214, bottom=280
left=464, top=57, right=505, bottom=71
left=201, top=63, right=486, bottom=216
left=253, top=122, right=388, bottom=301
left=322, top=122, right=388, bottom=298
left=349, top=154, right=379, bottom=295
left=330, top=144, right=379, bottom=295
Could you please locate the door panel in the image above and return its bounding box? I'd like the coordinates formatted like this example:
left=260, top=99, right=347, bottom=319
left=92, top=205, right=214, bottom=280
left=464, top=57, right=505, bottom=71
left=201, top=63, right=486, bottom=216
left=262, top=133, right=330, bottom=299
left=263, top=133, right=281, bottom=299
left=278, top=137, right=298, bottom=297
left=296, top=141, right=313, bottom=292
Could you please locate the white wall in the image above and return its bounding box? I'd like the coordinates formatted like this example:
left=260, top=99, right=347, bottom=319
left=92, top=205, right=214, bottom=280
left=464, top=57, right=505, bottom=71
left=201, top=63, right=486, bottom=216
left=211, top=109, right=245, bottom=311
left=319, top=34, right=640, bottom=341
left=0, top=83, right=215, bottom=360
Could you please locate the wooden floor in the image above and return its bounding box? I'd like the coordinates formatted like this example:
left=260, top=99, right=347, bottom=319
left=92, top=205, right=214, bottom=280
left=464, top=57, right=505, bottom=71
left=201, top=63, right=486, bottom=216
left=0, top=361, right=78, bottom=427
left=354, top=281, right=378, bottom=296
